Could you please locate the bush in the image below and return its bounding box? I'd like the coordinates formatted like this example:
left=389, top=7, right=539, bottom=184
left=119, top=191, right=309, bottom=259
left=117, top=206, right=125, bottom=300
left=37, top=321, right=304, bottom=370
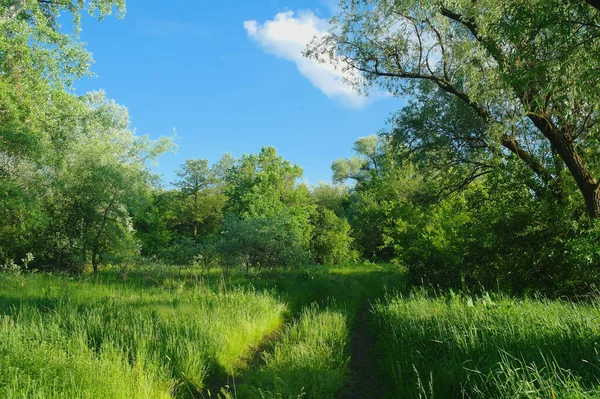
left=310, top=208, right=357, bottom=265
left=163, top=235, right=203, bottom=265
left=219, top=213, right=309, bottom=273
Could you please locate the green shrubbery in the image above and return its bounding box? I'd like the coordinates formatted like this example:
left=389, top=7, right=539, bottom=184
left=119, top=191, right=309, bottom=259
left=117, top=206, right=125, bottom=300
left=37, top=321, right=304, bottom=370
left=310, top=208, right=357, bottom=265
left=219, top=213, right=310, bottom=273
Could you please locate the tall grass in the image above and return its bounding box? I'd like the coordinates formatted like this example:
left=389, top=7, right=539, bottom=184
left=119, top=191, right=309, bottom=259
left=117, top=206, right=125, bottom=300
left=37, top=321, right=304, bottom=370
left=234, top=304, right=350, bottom=399
left=373, top=289, right=600, bottom=398
left=0, top=272, right=286, bottom=398
left=221, top=263, right=405, bottom=399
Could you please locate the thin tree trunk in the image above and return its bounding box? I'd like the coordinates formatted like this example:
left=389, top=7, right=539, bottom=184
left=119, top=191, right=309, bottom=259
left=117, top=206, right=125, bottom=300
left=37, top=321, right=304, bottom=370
left=193, top=191, right=198, bottom=237
left=91, top=198, right=115, bottom=273
left=92, top=253, right=99, bottom=273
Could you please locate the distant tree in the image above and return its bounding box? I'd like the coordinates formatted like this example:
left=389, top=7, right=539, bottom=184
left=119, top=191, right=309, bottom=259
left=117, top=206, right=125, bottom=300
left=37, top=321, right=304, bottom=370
left=219, top=214, right=309, bottom=274
left=173, top=159, right=217, bottom=237
left=310, top=207, right=356, bottom=265
left=225, top=147, right=308, bottom=216
left=220, top=147, right=315, bottom=271
left=311, top=183, right=350, bottom=218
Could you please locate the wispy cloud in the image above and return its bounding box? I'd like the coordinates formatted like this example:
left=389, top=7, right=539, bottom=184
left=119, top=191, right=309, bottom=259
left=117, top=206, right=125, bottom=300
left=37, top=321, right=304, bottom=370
left=243, top=10, right=371, bottom=108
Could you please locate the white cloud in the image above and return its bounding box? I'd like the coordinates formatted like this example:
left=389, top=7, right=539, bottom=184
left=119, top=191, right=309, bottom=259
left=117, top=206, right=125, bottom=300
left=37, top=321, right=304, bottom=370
left=243, top=11, right=370, bottom=108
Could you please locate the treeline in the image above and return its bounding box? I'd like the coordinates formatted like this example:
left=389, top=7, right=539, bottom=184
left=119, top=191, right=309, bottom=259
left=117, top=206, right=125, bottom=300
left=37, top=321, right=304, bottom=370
left=134, top=149, right=356, bottom=272
left=2, top=0, right=600, bottom=296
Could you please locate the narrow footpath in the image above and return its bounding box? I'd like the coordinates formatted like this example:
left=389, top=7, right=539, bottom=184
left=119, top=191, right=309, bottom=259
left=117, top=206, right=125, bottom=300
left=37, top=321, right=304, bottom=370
left=342, top=300, right=384, bottom=399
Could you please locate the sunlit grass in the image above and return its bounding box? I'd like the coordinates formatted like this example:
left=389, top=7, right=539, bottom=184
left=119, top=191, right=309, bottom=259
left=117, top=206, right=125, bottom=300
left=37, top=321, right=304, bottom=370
left=0, top=271, right=286, bottom=398
left=234, top=304, right=350, bottom=399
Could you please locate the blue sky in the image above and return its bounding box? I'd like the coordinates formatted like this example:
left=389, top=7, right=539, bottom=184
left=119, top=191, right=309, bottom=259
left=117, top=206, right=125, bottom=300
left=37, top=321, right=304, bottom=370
left=73, top=0, right=401, bottom=186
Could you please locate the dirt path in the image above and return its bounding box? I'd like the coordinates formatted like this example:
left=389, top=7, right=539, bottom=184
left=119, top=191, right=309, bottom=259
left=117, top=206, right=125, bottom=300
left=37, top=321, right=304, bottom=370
left=342, top=300, right=384, bottom=399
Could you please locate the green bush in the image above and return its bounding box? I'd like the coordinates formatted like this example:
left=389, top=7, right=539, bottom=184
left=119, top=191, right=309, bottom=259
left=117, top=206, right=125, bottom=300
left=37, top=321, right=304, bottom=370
left=311, top=207, right=357, bottom=265
left=219, top=213, right=309, bottom=273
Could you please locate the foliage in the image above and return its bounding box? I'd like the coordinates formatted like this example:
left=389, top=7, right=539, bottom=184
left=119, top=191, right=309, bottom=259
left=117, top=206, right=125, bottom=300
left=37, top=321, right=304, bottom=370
left=311, top=183, right=350, bottom=218
left=0, top=0, right=173, bottom=273
left=308, top=0, right=600, bottom=217
left=219, top=213, right=310, bottom=273
left=311, top=207, right=357, bottom=265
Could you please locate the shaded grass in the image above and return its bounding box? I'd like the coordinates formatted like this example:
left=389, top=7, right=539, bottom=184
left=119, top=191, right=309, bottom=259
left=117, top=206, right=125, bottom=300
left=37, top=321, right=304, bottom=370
left=373, top=289, right=600, bottom=398
left=221, top=263, right=405, bottom=398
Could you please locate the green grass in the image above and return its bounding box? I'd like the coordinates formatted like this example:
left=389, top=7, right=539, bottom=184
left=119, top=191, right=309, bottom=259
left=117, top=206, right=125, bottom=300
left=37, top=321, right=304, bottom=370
left=0, top=263, right=401, bottom=399
left=0, top=271, right=286, bottom=398
left=9, top=263, right=600, bottom=399
left=373, top=289, right=600, bottom=398
left=234, top=303, right=350, bottom=399
left=220, top=263, right=404, bottom=399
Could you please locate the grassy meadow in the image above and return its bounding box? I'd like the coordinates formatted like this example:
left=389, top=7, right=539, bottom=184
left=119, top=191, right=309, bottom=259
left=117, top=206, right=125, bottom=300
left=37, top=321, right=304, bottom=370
left=1, top=265, right=600, bottom=398
left=373, top=290, right=600, bottom=398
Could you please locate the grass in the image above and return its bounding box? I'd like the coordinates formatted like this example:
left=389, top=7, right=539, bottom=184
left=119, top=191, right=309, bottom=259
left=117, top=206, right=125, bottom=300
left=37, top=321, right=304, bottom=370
left=222, top=263, right=404, bottom=399
left=8, top=263, right=600, bottom=399
left=0, top=263, right=402, bottom=399
left=373, top=289, right=600, bottom=398
left=234, top=304, right=350, bottom=399
left=0, top=271, right=286, bottom=398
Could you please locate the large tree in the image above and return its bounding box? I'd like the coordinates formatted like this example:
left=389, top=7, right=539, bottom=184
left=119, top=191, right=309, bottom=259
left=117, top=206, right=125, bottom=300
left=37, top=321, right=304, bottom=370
left=307, top=0, right=600, bottom=217
left=49, top=92, right=172, bottom=272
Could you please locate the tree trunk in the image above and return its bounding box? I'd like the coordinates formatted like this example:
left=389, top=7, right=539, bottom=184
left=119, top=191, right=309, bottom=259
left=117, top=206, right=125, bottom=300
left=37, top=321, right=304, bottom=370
left=529, top=114, right=600, bottom=218
left=193, top=191, right=198, bottom=237
left=92, top=253, right=99, bottom=274
left=91, top=198, right=115, bottom=273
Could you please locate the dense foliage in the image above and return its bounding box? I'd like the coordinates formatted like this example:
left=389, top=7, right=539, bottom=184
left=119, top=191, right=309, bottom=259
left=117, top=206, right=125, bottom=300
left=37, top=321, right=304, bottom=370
left=2, top=0, right=600, bottom=297
left=3, top=2, right=600, bottom=398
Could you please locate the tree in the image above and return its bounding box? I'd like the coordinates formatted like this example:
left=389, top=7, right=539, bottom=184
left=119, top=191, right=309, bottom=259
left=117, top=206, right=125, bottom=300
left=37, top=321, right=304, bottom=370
left=219, top=214, right=310, bottom=274
left=224, top=147, right=313, bottom=227
left=46, top=92, right=173, bottom=272
left=220, top=147, right=315, bottom=271
left=310, top=207, right=356, bottom=265
left=385, top=80, right=512, bottom=199
left=172, top=159, right=217, bottom=237
left=1, top=0, right=125, bottom=86
left=311, top=183, right=350, bottom=218
left=332, top=135, right=430, bottom=260
left=307, top=0, right=600, bottom=217
left=0, top=0, right=129, bottom=269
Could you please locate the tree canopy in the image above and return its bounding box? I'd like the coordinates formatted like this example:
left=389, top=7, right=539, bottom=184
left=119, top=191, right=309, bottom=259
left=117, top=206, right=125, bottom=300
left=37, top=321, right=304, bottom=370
left=307, top=0, right=600, bottom=217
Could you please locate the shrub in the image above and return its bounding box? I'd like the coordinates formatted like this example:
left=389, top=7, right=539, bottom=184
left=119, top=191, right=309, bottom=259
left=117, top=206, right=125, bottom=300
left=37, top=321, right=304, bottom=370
left=310, top=207, right=357, bottom=265
left=218, top=213, right=309, bottom=273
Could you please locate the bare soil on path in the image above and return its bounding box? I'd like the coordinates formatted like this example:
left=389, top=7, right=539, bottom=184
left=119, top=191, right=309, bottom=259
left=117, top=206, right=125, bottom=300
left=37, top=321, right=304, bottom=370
left=341, top=300, right=385, bottom=399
